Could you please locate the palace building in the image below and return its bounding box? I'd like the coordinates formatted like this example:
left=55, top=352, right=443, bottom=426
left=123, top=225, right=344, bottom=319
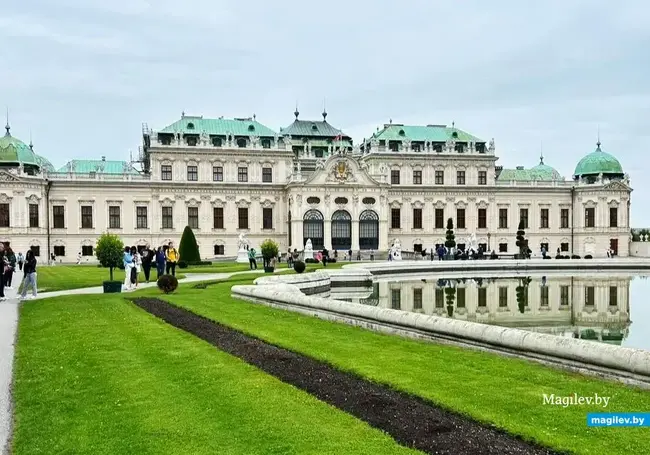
left=0, top=109, right=632, bottom=261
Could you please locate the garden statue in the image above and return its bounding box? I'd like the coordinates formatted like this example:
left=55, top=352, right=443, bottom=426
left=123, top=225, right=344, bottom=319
left=304, top=238, right=314, bottom=260
left=390, top=239, right=402, bottom=261
left=236, top=233, right=250, bottom=263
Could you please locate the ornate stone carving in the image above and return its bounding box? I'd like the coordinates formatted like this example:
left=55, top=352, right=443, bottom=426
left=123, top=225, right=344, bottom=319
left=0, top=173, right=19, bottom=182
left=488, top=138, right=495, bottom=153
left=328, top=159, right=356, bottom=183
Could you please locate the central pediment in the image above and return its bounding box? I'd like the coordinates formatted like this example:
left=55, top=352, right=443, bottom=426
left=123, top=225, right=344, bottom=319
left=301, top=155, right=381, bottom=187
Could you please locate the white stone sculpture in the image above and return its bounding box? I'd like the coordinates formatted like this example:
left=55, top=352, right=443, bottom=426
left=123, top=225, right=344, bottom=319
left=304, top=238, right=314, bottom=260
left=467, top=233, right=478, bottom=251
left=236, top=232, right=250, bottom=263
left=390, top=239, right=402, bottom=261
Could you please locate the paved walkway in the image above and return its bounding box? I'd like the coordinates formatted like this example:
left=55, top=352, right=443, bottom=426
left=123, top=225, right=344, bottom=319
left=0, top=266, right=275, bottom=455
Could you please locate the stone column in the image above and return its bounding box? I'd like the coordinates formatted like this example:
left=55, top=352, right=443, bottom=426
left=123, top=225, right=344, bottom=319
left=351, top=220, right=360, bottom=251
left=291, top=219, right=303, bottom=250
left=324, top=219, right=332, bottom=250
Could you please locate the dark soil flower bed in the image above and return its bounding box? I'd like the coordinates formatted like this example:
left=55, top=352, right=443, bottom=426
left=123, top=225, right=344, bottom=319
left=132, top=297, right=559, bottom=455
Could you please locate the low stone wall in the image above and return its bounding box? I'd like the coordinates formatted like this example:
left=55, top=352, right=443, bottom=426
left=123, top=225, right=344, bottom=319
left=326, top=269, right=374, bottom=288
left=254, top=271, right=330, bottom=295
left=232, top=280, right=650, bottom=379
left=342, top=257, right=650, bottom=276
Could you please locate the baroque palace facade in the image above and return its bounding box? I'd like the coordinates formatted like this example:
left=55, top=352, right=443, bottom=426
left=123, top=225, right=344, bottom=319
left=0, top=109, right=632, bottom=261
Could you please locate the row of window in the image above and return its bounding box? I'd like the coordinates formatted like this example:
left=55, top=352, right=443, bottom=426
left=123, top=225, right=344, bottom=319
left=388, top=207, right=618, bottom=230
left=159, top=135, right=273, bottom=148
left=390, top=169, right=487, bottom=186
left=393, top=285, right=617, bottom=310
left=6, top=204, right=273, bottom=231
left=161, top=165, right=273, bottom=183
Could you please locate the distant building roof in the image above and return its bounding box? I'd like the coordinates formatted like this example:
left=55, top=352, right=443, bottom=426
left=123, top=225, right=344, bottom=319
left=58, top=159, right=139, bottom=175
left=0, top=125, right=40, bottom=167
left=159, top=115, right=277, bottom=137
left=280, top=119, right=349, bottom=138
left=573, top=142, right=623, bottom=177
left=371, top=123, right=484, bottom=143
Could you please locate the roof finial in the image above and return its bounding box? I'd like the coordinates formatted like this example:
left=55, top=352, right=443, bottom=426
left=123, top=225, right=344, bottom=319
left=539, top=140, right=544, bottom=165
left=597, top=125, right=601, bottom=149
left=451, top=121, right=455, bottom=129
left=253, top=113, right=256, bottom=121
left=29, top=130, right=34, bottom=150
left=4, top=107, right=10, bottom=136
left=294, top=102, right=299, bottom=119
left=181, top=110, right=185, bottom=118
left=389, top=118, right=393, bottom=124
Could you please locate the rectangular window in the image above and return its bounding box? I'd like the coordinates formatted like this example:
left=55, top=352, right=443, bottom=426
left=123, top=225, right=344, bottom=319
left=53, top=205, right=65, bottom=229
left=478, top=243, right=487, bottom=252
left=540, top=208, right=549, bottom=228
left=456, top=170, right=466, bottom=185
left=238, top=167, right=248, bottom=182
left=29, top=204, right=39, bottom=228
left=81, top=206, right=93, bottom=229
left=413, top=288, right=423, bottom=310
left=519, top=208, right=528, bottom=229
left=498, top=287, right=508, bottom=307
left=499, top=208, right=508, bottom=229
left=456, top=208, right=466, bottom=229
left=81, top=245, right=93, bottom=256
left=435, top=208, right=444, bottom=229
left=413, top=170, right=422, bottom=185
left=213, top=207, right=224, bottom=229
left=478, top=287, right=487, bottom=307
left=561, top=242, right=569, bottom=252
left=609, top=286, right=618, bottom=306
left=162, top=206, right=173, bottom=229
left=263, top=207, right=273, bottom=229
left=188, top=207, right=199, bottom=229
left=585, top=207, right=595, bottom=228
left=214, top=245, right=225, bottom=255
left=30, top=245, right=40, bottom=257
left=187, top=165, right=198, bottom=181
left=499, top=243, right=508, bottom=253
left=560, top=208, right=569, bottom=228
left=413, top=208, right=423, bottom=229
left=161, top=164, right=172, bottom=181
left=136, top=206, right=148, bottom=229
left=213, top=166, right=223, bottom=182
left=108, top=206, right=121, bottom=229
left=238, top=207, right=249, bottom=229
left=585, top=286, right=595, bottom=306
left=478, top=208, right=487, bottom=229
left=435, top=288, right=444, bottom=308
left=478, top=170, right=487, bottom=185
left=560, top=286, right=569, bottom=306
left=262, top=167, right=273, bottom=183
left=391, top=208, right=401, bottom=229
left=609, top=207, right=618, bottom=227
left=0, top=203, right=9, bottom=228
left=540, top=286, right=549, bottom=306
left=391, top=289, right=401, bottom=310
left=53, top=246, right=65, bottom=257
left=435, top=170, right=444, bottom=185
left=391, top=170, right=400, bottom=185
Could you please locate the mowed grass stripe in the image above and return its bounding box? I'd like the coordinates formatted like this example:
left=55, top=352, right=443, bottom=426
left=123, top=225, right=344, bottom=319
left=161, top=279, right=650, bottom=455
left=12, top=294, right=421, bottom=455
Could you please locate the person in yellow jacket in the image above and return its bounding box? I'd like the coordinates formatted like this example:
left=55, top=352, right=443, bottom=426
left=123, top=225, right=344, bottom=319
left=165, top=241, right=180, bottom=276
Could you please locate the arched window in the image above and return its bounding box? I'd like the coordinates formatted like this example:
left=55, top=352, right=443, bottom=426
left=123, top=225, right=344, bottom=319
left=303, top=209, right=324, bottom=250
left=359, top=210, right=379, bottom=250
left=331, top=210, right=352, bottom=250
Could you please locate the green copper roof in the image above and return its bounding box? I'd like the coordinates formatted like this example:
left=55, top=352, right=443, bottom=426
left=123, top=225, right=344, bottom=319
left=371, top=124, right=483, bottom=143
left=58, top=159, right=139, bottom=175
left=497, top=157, right=564, bottom=182
left=159, top=115, right=276, bottom=137
left=573, top=143, right=623, bottom=177
left=35, top=154, right=55, bottom=172
left=280, top=119, right=349, bottom=139
left=0, top=125, right=40, bottom=167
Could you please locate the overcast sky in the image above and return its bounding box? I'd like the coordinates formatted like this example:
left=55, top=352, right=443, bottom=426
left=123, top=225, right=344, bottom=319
left=2, top=0, right=649, bottom=224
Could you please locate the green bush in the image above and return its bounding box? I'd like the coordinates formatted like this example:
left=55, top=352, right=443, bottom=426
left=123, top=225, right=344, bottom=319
left=293, top=260, right=306, bottom=274
left=179, top=226, right=201, bottom=264
left=305, top=258, right=320, bottom=264
left=157, top=275, right=178, bottom=294
left=178, top=260, right=188, bottom=269
left=95, top=233, right=124, bottom=281
left=260, top=239, right=280, bottom=268
left=444, top=218, right=455, bottom=249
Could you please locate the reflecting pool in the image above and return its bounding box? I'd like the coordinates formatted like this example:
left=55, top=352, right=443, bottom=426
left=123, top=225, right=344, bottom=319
left=331, top=273, right=650, bottom=351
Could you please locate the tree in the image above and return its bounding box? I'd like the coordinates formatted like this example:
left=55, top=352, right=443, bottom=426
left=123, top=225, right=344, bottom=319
left=179, top=226, right=201, bottom=264
left=445, top=218, right=456, bottom=251
left=95, top=233, right=124, bottom=281
left=260, top=238, right=279, bottom=268
left=515, top=220, right=528, bottom=259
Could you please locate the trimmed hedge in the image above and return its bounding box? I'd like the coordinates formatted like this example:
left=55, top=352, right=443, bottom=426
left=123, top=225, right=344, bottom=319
left=157, top=274, right=178, bottom=294
left=293, top=260, right=306, bottom=273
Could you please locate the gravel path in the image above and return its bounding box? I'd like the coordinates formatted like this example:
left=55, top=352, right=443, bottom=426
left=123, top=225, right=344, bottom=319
left=0, top=293, right=18, bottom=455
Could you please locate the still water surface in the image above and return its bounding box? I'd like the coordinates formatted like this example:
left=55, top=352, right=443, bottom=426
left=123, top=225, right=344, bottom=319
left=331, top=273, right=650, bottom=351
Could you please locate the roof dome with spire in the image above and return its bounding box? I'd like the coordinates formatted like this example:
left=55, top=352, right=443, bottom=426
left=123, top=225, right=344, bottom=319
left=529, top=154, right=563, bottom=181
left=0, top=123, right=40, bottom=169
left=573, top=141, right=623, bottom=178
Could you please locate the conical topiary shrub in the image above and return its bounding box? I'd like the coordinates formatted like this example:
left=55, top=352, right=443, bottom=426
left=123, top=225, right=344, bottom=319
left=179, top=225, right=201, bottom=264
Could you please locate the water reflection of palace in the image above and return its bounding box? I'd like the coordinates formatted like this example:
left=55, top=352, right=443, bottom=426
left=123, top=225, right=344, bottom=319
left=333, top=275, right=632, bottom=345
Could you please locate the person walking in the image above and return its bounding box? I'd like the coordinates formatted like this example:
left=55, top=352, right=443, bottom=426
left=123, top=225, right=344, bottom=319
left=141, top=244, right=154, bottom=283
left=155, top=246, right=166, bottom=280
left=165, top=242, right=179, bottom=276
left=132, top=246, right=141, bottom=288
left=17, top=252, right=24, bottom=271
left=248, top=247, right=257, bottom=270
left=19, top=250, right=38, bottom=300
left=4, top=247, right=16, bottom=289
left=123, top=246, right=134, bottom=291
left=0, top=244, right=6, bottom=301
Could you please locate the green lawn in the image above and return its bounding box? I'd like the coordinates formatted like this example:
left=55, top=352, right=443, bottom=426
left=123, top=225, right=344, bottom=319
left=157, top=278, right=650, bottom=455
left=12, top=293, right=420, bottom=455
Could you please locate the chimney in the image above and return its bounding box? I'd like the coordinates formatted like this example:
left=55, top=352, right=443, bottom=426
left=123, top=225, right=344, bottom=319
left=101, top=156, right=106, bottom=161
